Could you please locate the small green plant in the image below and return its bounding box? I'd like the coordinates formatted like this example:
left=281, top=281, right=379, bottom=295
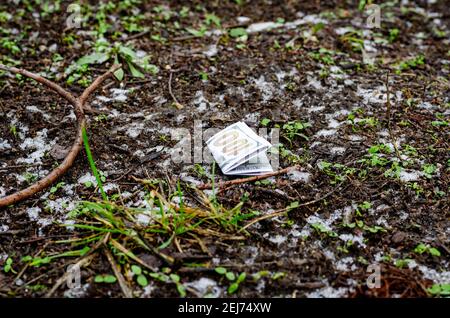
left=413, top=243, right=441, bottom=257
left=260, top=118, right=271, bottom=126
left=407, top=182, right=424, bottom=196
left=427, top=283, right=450, bottom=297
left=94, top=274, right=117, bottom=283
left=282, top=121, right=310, bottom=145
left=309, top=48, right=336, bottom=65
left=9, top=125, right=17, bottom=137
left=388, top=28, right=400, bottom=42
left=355, top=201, right=371, bottom=216
left=65, top=41, right=158, bottom=84
left=422, top=163, right=437, bottom=178
left=395, top=258, right=414, bottom=269
left=317, top=161, right=356, bottom=184
left=229, top=27, right=247, bottom=39
left=396, top=55, right=425, bottom=74
left=50, top=182, right=65, bottom=194
left=3, top=257, right=16, bottom=274
left=193, top=164, right=207, bottom=178
left=311, top=223, right=338, bottom=238
left=215, top=267, right=246, bottom=294
left=131, top=265, right=148, bottom=287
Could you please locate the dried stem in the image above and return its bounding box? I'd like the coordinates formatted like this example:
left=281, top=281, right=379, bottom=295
left=197, top=165, right=300, bottom=190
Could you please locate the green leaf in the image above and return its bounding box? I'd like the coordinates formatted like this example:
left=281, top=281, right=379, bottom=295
left=237, top=272, right=246, bottom=283
left=118, top=45, right=138, bottom=59
left=414, top=243, right=427, bottom=254
left=358, top=0, right=367, bottom=11
left=176, top=283, right=187, bottom=297
left=131, top=265, right=142, bottom=275
left=215, top=267, right=227, bottom=275
left=127, top=61, right=145, bottom=78
left=94, top=275, right=104, bottom=283
left=228, top=282, right=239, bottom=294
left=103, top=275, right=117, bottom=283
left=76, top=52, right=110, bottom=66
left=429, top=247, right=441, bottom=257
left=205, top=13, right=221, bottom=27
left=229, top=27, right=247, bottom=38
left=137, top=274, right=148, bottom=287
left=261, top=118, right=271, bottom=126
left=170, top=274, right=180, bottom=283
left=225, top=272, right=236, bottom=281
left=428, top=283, right=450, bottom=296
left=113, top=56, right=124, bottom=81
left=186, top=26, right=207, bottom=37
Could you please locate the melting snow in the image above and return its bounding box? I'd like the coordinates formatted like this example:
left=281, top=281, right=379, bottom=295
left=17, top=129, right=55, bottom=164
left=287, top=170, right=311, bottom=183
left=185, top=278, right=221, bottom=298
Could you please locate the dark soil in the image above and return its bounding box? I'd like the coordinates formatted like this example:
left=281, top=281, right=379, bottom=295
left=0, top=0, right=449, bottom=298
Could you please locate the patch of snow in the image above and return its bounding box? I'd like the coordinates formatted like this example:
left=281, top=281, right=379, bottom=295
left=357, top=86, right=387, bottom=104
left=307, top=105, right=325, bottom=113
left=136, top=213, right=151, bottom=226
left=203, top=45, right=218, bottom=57
left=339, top=233, right=366, bottom=248
left=336, top=257, right=357, bottom=272
left=78, top=173, right=97, bottom=187
left=348, top=135, right=364, bottom=141
left=417, top=101, right=435, bottom=110
left=17, top=129, right=55, bottom=164
left=399, top=170, right=422, bottom=182
left=288, top=170, right=311, bottom=183
left=243, top=112, right=260, bottom=123
left=330, top=146, right=346, bottom=155
left=193, top=91, right=210, bottom=112
left=246, top=21, right=279, bottom=33
left=237, top=16, right=251, bottom=24
left=253, top=76, right=276, bottom=102
left=315, top=129, right=337, bottom=137
left=27, top=206, right=41, bottom=221
left=45, top=198, right=77, bottom=214
left=264, top=233, right=287, bottom=245
left=307, top=76, right=323, bottom=90
left=126, top=122, right=145, bottom=138
left=185, top=278, right=221, bottom=298
left=25, top=105, right=50, bottom=120
left=306, top=284, right=350, bottom=298
left=0, top=139, right=11, bottom=151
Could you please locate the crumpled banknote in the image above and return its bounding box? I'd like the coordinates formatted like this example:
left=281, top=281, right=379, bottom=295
left=207, top=122, right=273, bottom=175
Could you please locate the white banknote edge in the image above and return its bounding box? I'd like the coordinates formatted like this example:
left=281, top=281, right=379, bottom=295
left=224, top=152, right=273, bottom=175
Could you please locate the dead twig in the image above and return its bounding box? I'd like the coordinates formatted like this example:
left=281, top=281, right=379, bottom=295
left=168, top=70, right=183, bottom=109
left=103, top=246, right=133, bottom=298
left=0, top=64, right=121, bottom=209
left=240, top=182, right=348, bottom=232
left=197, top=165, right=300, bottom=190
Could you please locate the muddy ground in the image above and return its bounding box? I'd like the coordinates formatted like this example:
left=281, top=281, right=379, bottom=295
left=0, top=1, right=449, bottom=298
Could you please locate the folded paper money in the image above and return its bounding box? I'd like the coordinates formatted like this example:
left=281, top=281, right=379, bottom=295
left=206, top=122, right=273, bottom=175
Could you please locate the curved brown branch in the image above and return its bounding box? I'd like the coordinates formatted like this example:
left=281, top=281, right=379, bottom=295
left=0, top=64, right=121, bottom=209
